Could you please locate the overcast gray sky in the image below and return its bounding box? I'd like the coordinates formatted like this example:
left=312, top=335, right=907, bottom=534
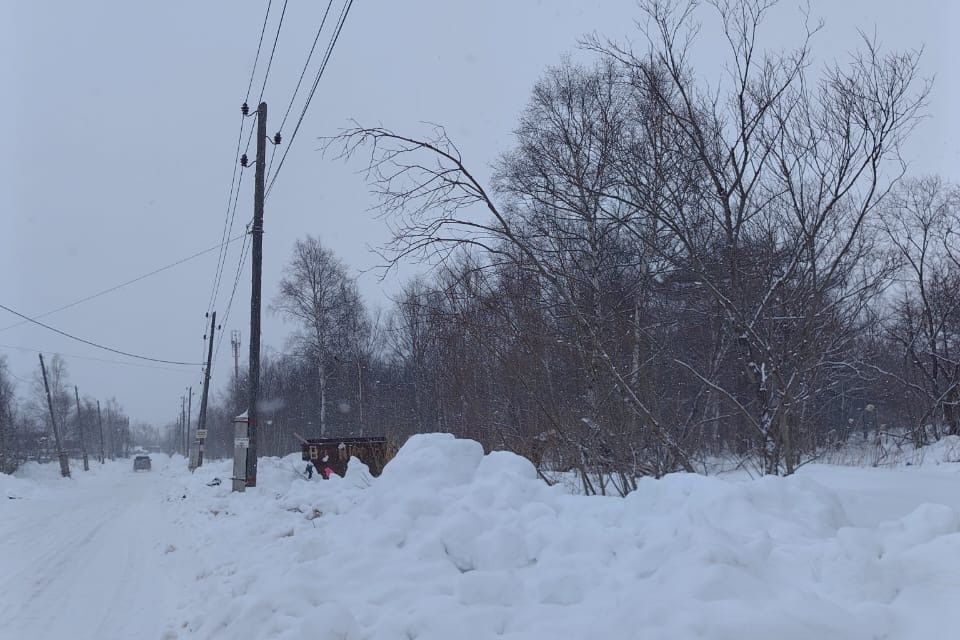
left=3, top=0, right=958, bottom=426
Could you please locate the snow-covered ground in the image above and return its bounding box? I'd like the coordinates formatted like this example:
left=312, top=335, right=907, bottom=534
left=4, top=434, right=960, bottom=639
left=0, top=457, right=195, bottom=639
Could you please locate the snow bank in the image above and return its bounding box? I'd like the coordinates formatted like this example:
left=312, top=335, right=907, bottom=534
left=0, top=471, right=37, bottom=499
left=2, top=456, right=148, bottom=498
left=154, top=433, right=960, bottom=640
left=817, top=432, right=960, bottom=469
left=912, top=434, right=960, bottom=465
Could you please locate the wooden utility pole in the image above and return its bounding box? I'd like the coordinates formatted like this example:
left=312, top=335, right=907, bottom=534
left=246, top=101, right=267, bottom=488
left=180, top=396, right=186, bottom=457
left=197, top=311, right=216, bottom=469
left=186, top=386, right=193, bottom=458
left=39, top=354, right=69, bottom=477
left=96, top=400, right=105, bottom=463
left=74, top=386, right=89, bottom=471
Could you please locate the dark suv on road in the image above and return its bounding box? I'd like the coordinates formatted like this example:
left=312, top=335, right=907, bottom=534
left=133, top=455, right=152, bottom=471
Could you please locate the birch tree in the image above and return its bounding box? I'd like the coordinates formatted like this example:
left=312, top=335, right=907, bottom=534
left=273, top=236, right=368, bottom=437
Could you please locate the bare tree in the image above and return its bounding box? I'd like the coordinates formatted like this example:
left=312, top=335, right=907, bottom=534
left=586, top=0, right=927, bottom=473
left=333, top=0, right=926, bottom=476
left=879, top=176, right=960, bottom=443
left=333, top=122, right=695, bottom=474
left=273, top=236, right=369, bottom=437
left=0, top=355, right=17, bottom=473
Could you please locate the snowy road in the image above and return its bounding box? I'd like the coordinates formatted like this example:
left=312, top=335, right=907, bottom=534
left=0, top=460, right=190, bottom=640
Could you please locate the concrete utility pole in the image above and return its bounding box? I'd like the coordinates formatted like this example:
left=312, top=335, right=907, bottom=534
left=74, top=386, right=89, bottom=471
left=196, top=311, right=216, bottom=469
left=39, top=354, right=69, bottom=477
left=246, top=101, right=267, bottom=488
left=96, top=400, right=105, bottom=464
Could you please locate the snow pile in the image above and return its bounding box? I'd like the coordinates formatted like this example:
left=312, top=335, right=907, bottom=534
left=817, top=432, right=960, bottom=469
left=11, top=459, right=73, bottom=485
left=2, top=456, right=139, bottom=498
left=0, top=470, right=37, bottom=500
left=153, top=433, right=960, bottom=640
left=911, top=434, right=960, bottom=465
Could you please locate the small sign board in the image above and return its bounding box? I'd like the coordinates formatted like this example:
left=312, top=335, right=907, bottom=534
left=235, top=437, right=250, bottom=448
left=196, top=429, right=208, bottom=439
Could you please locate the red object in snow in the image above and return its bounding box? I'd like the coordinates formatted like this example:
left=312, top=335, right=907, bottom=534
left=301, top=437, right=395, bottom=478
left=322, top=466, right=333, bottom=479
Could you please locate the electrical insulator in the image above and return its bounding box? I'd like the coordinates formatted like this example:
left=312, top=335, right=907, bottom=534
left=273, top=132, right=282, bottom=145
left=241, top=102, right=249, bottom=116
left=240, top=154, right=249, bottom=167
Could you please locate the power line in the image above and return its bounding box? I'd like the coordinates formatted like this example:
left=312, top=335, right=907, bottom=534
left=245, top=0, right=275, bottom=104
left=265, top=0, right=355, bottom=198
left=266, top=140, right=279, bottom=185
left=1, top=234, right=245, bottom=334
left=266, top=0, right=338, bottom=181
left=278, top=0, right=337, bottom=133
left=241, top=112, right=260, bottom=161
left=0, top=343, right=198, bottom=374
left=1, top=364, right=32, bottom=384
left=214, top=227, right=252, bottom=364
left=207, top=0, right=278, bottom=322
left=207, top=144, right=251, bottom=315
left=0, top=302, right=203, bottom=366
left=257, top=0, right=290, bottom=106
left=266, top=0, right=353, bottom=195
left=206, top=118, right=250, bottom=317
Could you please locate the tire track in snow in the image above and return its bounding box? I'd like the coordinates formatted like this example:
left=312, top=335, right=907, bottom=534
left=0, top=466, right=192, bottom=640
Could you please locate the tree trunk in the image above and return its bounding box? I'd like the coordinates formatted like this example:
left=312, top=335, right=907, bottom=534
left=781, top=407, right=795, bottom=476
left=318, top=362, right=327, bottom=437
left=357, top=358, right=364, bottom=436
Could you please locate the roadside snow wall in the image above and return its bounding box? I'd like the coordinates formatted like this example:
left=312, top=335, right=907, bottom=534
left=166, top=433, right=960, bottom=640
